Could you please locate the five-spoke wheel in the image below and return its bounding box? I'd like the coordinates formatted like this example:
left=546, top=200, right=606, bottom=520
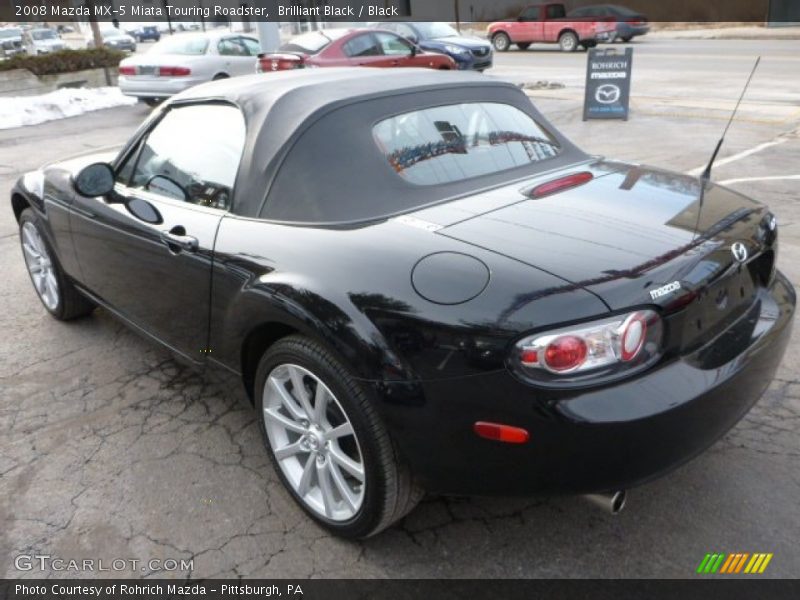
left=255, top=335, right=423, bottom=538
left=263, top=363, right=365, bottom=521
left=21, top=221, right=59, bottom=311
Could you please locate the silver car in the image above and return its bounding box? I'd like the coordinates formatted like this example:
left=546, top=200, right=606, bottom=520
left=118, top=32, right=261, bottom=106
left=23, top=28, right=67, bottom=55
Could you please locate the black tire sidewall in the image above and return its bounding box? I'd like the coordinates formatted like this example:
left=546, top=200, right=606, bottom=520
left=254, top=338, right=391, bottom=539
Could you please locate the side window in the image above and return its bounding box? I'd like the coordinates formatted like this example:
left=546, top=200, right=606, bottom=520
left=123, top=104, right=246, bottom=210
left=520, top=7, right=539, bottom=21
left=374, top=32, right=412, bottom=56
left=218, top=37, right=248, bottom=56
left=240, top=36, right=262, bottom=56
left=343, top=34, right=382, bottom=57
left=546, top=4, right=566, bottom=19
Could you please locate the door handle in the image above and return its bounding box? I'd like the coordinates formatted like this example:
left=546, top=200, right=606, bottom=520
left=161, top=228, right=198, bottom=253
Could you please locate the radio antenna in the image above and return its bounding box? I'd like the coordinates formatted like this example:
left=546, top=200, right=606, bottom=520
left=701, top=56, right=761, bottom=181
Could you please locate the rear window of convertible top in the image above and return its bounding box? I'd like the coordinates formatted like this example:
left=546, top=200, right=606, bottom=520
left=373, top=102, right=561, bottom=185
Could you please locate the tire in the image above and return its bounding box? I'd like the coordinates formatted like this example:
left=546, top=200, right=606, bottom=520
left=212, top=73, right=229, bottom=80
left=516, top=42, right=531, bottom=50
left=142, top=98, right=162, bottom=107
left=19, top=208, right=95, bottom=321
left=581, top=41, right=597, bottom=50
left=255, top=335, right=423, bottom=539
left=621, top=36, right=633, bottom=43
left=558, top=31, right=579, bottom=52
left=492, top=32, right=511, bottom=52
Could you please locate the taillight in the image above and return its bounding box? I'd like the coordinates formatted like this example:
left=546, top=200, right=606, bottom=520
left=118, top=65, right=136, bottom=76
left=157, top=66, right=191, bottom=77
left=257, top=54, right=304, bottom=73
left=528, top=172, right=593, bottom=198
left=513, top=309, right=663, bottom=383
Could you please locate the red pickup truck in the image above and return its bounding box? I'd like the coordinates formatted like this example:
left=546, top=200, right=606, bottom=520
left=488, top=3, right=615, bottom=52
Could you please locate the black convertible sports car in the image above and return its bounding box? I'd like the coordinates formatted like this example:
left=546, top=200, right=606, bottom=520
left=11, top=69, right=795, bottom=538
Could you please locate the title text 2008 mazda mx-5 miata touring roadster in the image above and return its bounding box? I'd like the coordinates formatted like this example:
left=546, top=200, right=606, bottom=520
left=11, top=69, right=795, bottom=538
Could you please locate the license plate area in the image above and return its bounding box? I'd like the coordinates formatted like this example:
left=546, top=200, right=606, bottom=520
left=682, top=266, right=758, bottom=351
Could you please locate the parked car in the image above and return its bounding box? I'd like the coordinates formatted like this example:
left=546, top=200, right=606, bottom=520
left=11, top=69, right=794, bottom=538
left=0, top=27, right=25, bottom=58
left=256, top=28, right=455, bottom=72
left=56, top=25, right=75, bottom=34
left=568, top=4, right=649, bottom=42
left=488, top=2, right=616, bottom=52
left=127, top=25, right=161, bottom=43
left=376, top=21, right=493, bottom=71
left=118, top=32, right=261, bottom=106
left=23, top=28, right=67, bottom=55
left=87, top=28, right=137, bottom=52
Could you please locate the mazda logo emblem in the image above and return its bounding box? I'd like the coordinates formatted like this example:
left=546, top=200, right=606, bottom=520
left=731, top=242, right=748, bottom=263
left=595, top=84, right=621, bottom=104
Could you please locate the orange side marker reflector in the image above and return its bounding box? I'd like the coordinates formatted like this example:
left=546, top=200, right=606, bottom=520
left=474, top=421, right=530, bottom=444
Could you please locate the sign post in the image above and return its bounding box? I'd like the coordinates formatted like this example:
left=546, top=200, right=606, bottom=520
left=583, top=47, right=633, bottom=121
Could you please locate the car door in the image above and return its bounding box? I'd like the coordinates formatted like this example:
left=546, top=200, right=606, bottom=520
left=517, top=6, right=543, bottom=41
left=68, top=103, right=246, bottom=362
left=217, top=36, right=257, bottom=76
left=372, top=32, right=429, bottom=68
left=341, top=33, right=389, bottom=67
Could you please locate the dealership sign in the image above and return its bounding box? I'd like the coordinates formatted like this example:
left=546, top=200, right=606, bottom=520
left=583, top=48, right=633, bottom=120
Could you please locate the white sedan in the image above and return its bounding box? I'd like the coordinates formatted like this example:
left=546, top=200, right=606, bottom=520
left=118, top=32, right=261, bottom=106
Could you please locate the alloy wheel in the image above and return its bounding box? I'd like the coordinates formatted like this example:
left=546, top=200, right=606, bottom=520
left=21, top=222, right=59, bottom=311
left=262, top=363, right=365, bottom=521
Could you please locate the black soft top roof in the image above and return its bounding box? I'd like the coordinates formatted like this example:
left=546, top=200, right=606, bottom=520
left=167, top=68, right=585, bottom=222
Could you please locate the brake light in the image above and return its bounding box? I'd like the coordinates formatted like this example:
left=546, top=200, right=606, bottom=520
left=529, top=172, right=593, bottom=198
left=157, top=66, right=191, bottom=76
left=118, top=65, right=136, bottom=75
left=257, top=54, right=305, bottom=73
left=514, top=309, right=662, bottom=379
left=544, top=335, right=588, bottom=372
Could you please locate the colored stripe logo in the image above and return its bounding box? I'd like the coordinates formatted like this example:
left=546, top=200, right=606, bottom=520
left=697, top=553, right=773, bottom=574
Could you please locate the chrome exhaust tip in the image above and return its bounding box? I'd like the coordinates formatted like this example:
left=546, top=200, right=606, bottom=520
left=583, top=490, right=626, bottom=514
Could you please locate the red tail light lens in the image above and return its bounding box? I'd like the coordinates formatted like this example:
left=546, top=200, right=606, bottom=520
left=544, top=335, right=587, bottom=372
left=157, top=66, right=191, bottom=77
left=529, top=172, right=593, bottom=199
left=118, top=65, right=136, bottom=76
left=513, top=309, right=663, bottom=382
left=257, top=55, right=304, bottom=73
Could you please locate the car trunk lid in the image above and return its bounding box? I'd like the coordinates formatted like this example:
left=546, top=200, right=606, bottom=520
left=431, top=160, right=773, bottom=349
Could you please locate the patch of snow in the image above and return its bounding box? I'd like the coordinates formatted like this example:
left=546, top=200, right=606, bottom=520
left=0, top=87, right=137, bottom=130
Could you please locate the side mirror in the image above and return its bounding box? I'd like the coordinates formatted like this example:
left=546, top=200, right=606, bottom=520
left=73, top=162, right=115, bottom=198
left=410, top=44, right=418, bottom=57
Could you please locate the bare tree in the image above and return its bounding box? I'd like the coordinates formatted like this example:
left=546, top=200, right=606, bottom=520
left=84, top=1, right=105, bottom=49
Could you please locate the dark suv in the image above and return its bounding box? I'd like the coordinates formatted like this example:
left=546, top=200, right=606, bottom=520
left=131, top=25, right=161, bottom=43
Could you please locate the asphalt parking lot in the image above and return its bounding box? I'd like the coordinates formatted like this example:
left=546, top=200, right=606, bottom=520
left=1, top=39, right=799, bottom=579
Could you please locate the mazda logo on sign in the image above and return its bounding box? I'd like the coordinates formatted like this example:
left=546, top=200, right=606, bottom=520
left=595, top=84, right=621, bottom=104
left=731, top=242, right=748, bottom=263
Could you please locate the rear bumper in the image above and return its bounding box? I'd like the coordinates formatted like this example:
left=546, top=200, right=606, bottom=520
left=375, top=271, right=795, bottom=496
left=118, top=76, right=203, bottom=98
